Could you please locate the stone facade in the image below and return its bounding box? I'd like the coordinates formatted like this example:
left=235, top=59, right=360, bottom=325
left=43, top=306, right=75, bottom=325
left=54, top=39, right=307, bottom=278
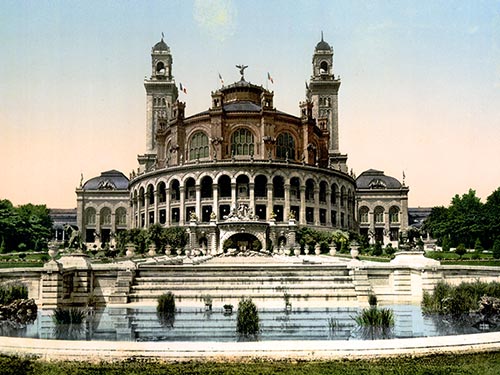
left=126, top=36, right=356, bottom=254
left=356, top=169, right=409, bottom=245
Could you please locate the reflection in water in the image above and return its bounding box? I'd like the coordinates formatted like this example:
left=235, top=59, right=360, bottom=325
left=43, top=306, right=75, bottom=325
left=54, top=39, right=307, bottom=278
left=4, top=305, right=500, bottom=342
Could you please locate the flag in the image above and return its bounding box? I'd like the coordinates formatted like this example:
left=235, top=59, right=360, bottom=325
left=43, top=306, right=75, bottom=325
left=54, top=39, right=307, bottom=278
left=267, top=72, right=274, bottom=84
left=179, top=83, right=187, bottom=94
left=218, top=73, right=224, bottom=85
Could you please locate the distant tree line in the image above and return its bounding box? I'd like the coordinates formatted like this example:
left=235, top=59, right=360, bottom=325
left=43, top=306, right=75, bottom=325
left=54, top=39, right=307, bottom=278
left=0, top=199, right=53, bottom=253
left=423, top=188, right=500, bottom=255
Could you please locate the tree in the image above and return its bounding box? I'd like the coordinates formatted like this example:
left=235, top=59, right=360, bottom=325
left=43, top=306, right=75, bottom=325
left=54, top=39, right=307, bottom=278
left=493, top=239, right=500, bottom=260
left=484, top=188, right=500, bottom=249
left=455, top=243, right=467, bottom=259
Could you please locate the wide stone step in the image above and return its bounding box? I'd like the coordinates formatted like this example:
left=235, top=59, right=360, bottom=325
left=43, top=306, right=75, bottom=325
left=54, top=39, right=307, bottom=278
left=133, top=275, right=353, bottom=284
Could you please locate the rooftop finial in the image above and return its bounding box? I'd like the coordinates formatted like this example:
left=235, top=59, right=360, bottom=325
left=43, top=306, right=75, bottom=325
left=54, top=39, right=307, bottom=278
left=321, top=30, right=324, bottom=41
left=161, top=32, right=164, bottom=41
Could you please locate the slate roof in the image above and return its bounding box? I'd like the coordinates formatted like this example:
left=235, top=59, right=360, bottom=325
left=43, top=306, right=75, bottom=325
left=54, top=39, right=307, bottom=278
left=83, top=170, right=129, bottom=191
left=356, top=169, right=402, bottom=189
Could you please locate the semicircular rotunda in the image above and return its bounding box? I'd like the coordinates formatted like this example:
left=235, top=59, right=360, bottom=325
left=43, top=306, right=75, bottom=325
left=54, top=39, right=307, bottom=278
left=76, top=35, right=409, bottom=253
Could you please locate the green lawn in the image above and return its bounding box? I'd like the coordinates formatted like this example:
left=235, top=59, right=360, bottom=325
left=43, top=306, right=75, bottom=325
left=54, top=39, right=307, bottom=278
left=2, top=352, right=500, bottom=374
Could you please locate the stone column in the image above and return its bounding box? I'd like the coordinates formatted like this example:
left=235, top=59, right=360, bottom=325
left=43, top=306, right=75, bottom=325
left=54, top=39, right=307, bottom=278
left=369, top=211, right=375, bottom=244
left=299, top=186, right=306, bottom=224
left=195, top=184, right=201, bottom=219
left=231, top=182, right=237, bottom=206
left=313, top=188, right=320, bottom=225
left=144, top=192, right=150, bottom=226
left=326, top=190, right=332, bottom=226
left=153, top=189, right=159, bottom=224
left=267, top=183, right=274, bottom=219
left=165, top=188, right=171, bottom=226
left=249, top=182, right=255, bottom=213
left=212, top=184, right=219, bottom=219
left=284, top=183, right=290, bottom=221
left=179, top=186, right=185, bottom=224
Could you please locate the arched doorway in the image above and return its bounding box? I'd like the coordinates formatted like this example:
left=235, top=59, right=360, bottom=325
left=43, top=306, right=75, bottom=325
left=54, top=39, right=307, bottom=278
left=223, top=233, right=262, bottom=252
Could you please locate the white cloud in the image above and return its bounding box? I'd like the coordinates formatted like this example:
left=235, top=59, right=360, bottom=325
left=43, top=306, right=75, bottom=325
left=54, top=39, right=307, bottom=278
left=193, top=0, right=237, bottom=42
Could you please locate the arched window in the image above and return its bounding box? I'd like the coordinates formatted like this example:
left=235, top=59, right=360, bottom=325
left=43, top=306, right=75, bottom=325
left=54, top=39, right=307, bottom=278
left=85, top=207, right=96, bottom=225
left=320, top=61, right=329, bottom=74
left=116, top=207, right=127, bottom=226
left=100, top=207, right=112, bottom=226
left=359, top=206, right=369, bottom=224
left=276, top=133, right=295, bottom=160
left=231, top=128, right=254, bottom=156
left=389, top=206, right=400, bottom=224
left=158, top=182, right=166, bottom=203
left=189, top=132, right=209, bottom=160
left=374, top=206, right=385, bottom=224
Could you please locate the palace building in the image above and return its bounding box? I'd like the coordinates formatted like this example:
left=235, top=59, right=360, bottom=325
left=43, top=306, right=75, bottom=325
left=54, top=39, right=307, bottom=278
left=76, top=35, right=408, bottom=252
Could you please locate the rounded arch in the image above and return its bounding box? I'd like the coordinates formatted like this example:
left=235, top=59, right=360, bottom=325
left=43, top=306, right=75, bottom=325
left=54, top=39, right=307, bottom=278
left=170, top=179, right=180, bottom=201
left=320, top=60, right=329, bottom=74
left=100, top=207, right=112, bottom=226
left=319, top=180, right=328, bottom=203
left=139, top=187, right=145, bottom=206
left=359, top=206, right=369, bottom=224
left=184, top=177, right=196, bottom=200
left=200, top=175, right=213, bottom=199
left=231, top=127, right=254, bottom=156
left=188, top=131, right=209, bottom=160
left=221, top=232, right=263, bottom=252
left=389, top=205, right=400, bottom=224
left=331, top=183, right=338, bottom=204
left=157, top=181, right=166, bottom=203
left=290, top=176, right=301, bottom=200
left=272, top=175, right=285, bottom=198
left=156, top=61, right=166, bottom=75
left=84, top=207, right=96, bottom=225
left=217, top=174, right=231, bottom=198
left=115, top=207, right=127, bottom=227
left=305, top=178, right=315, bottom=201
left=254, top=174, right=267, bottom=198
left=276, top=132, right=296, bottom=160
left=147, top=184, right=155, bottom=205
left=374, top=206, right=385, bottom=223
left=340, top=186, right=346, bottom=207
left=236, top=174, right=249, bottom=199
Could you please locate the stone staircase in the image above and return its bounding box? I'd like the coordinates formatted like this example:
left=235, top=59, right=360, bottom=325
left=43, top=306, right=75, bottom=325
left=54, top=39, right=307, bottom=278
left=128, top=263, right=358, bottom=307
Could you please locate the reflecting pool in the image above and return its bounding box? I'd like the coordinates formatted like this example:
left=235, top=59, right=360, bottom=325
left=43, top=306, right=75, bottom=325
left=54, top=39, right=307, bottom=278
left=1, top=305, right=498, bottom=342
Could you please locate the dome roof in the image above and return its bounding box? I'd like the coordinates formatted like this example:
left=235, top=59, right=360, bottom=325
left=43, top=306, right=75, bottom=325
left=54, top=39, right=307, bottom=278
left=356, top=169, right=402, bottom=189
left=315, top=33, right=332, bottom=51
left=153, top=38, right=169, bottom=52
left=83, top=170, right=129, bottom=191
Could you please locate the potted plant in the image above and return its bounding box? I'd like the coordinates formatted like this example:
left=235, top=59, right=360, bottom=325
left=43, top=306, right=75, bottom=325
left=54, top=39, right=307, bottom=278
left=223, top=304, right=233, bottom=315
left=350, top=240, right=360, bottom=259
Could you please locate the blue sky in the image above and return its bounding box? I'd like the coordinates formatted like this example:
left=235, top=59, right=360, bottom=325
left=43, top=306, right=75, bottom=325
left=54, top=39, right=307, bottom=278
left=1, top=0, right=499, bottom=208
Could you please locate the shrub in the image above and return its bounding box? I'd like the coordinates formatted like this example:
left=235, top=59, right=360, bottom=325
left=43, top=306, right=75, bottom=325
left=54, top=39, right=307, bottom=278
left=371, top=242, right=383, bottom=256
left=384, top=243, right=396, bottom=256
left=0, top=284, right=28, bottom=305
left=474, top=238, right=483, bottom=252
left=52, top=307, right=86, bottom=325
left=157, top=292, right=176, bottom=327
left=455, top=243, right=467, bottom=259
left=354, top=306, right=394, bottom=339
left=442, top=237, right=451, bottom=252
left=236, top=298, right=260, bottom=336
left=368, top=294, right=378, bottom=307
left=493, top=239, right=500, bottom=260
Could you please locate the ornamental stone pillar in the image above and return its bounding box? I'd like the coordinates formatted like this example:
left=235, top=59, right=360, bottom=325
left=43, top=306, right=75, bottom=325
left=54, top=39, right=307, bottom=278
left=267, top=183, right=274, bottom=219
left=213, top=184, right=219, bottom=219
left=165, top=188, right=171, bottom=226
left=195, top=184, right=201, bottom=219
left=284, top=183, right=290, bottom=221
left=299, top=186, right=306, bottom=224
left=326, top=190, right=332, bottom=226
left=231, top=182, right=237, bottom=206
left=179, top=186, right=185, bottom=224
left=314, top=187, right=320, bottom=225
left=249, top=182, right=255, bottom=213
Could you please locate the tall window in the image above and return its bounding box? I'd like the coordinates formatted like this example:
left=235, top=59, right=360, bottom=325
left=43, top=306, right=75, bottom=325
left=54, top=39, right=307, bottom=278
left=231, top=128, right=254, bottom=156
left=116, top=207, right=127, bottom=226
left=189, top=132, right=209, bottom=160
left=85, top=208, right=96, bottom=225
left=389, top=206, right=400, bottom=223
left=276, top=132, right=295, bottom=160
left=374, top=206, right=384, bottom=224
left=359, top=206, right=369, bottom=224
left=100, top=207, right=112, bottom=226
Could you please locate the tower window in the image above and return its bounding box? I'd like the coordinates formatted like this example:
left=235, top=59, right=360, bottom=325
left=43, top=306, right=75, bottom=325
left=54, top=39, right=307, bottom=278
left=320, top=61, right=329, bottom=74
left=276, top=132, right=295, bottom=160
left=189, top=132, right=209, bottom=160
left=231, top=128, right=254, bottom=156
left=156, top=61, right=166, bottom=76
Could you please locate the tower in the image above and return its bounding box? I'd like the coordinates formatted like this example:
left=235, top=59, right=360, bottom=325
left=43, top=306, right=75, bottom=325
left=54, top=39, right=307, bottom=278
left=141, top=36, right=178, bottom=168
left=308, top=33, right=347, bottom=171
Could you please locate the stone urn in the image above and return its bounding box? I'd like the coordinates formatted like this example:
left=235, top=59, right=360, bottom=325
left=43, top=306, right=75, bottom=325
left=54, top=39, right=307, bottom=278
left=329, top=243, right=337, bottom=256
left=176, top=248, right=183, bottom=256
left=284, top=247, right=291, bottom=256
left=48, top=242, right=59, bottom=261
left=164, top=244, right=171, bottom=256
left=314, top=243, right=321, bottom=255
left=293, top=248, right=301, bottom=256
left=350, top=240, right=360, bottom=259
left=125, top=243, right=135, bottom=258
left=304, top=247, right=310, bottom=255
left=148, top=243, right=156, bottom=257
